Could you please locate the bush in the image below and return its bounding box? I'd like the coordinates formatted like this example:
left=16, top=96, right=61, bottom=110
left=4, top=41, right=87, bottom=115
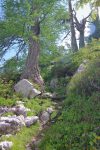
left=39, top=92, right=100, bottom=150
left=0, top=78, right=14, bottom=99
left=67, top=59, right=100, bottom=96
left=39, top=41, right=100, bottom=150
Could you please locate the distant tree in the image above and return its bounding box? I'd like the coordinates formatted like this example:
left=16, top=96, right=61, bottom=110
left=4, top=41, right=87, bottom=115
left=68, top=0, right=78, bottom=52
left=73, top=10, right=91, bottom=48
left=91, top=8, right=100, bottom=39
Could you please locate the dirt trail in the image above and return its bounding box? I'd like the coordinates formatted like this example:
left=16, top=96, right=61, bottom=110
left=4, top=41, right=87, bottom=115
left=26, top=101, right=63, bottom=150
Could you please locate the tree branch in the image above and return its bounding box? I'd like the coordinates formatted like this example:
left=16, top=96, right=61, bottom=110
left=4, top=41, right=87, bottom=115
left=62, top=31, right=70, bottom=41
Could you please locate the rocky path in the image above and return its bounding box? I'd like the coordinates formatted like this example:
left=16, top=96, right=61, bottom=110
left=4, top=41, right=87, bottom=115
left=26, top=101, right=63, bottom=150
left=0, top=98, right=63, bottom=150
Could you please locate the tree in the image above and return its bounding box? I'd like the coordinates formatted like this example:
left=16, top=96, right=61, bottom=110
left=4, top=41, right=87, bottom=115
left=0, top=0, right=57, bottom=89
left=68, top=0, right=78, bottom=52
left=73, top=10, right=91, bottom=48
left=76, top=0, right=100, bottom=7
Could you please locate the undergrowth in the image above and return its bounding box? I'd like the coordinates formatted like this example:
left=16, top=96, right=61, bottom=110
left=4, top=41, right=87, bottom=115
left=39, top=41, right=100, bottom=150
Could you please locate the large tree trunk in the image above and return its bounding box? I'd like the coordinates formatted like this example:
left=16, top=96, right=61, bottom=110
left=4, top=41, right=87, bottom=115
left=79, top=31, right=85, bottom=48
left=21, top=20, right=44, bottom=88
left=68, top=0, right=78, bottom=52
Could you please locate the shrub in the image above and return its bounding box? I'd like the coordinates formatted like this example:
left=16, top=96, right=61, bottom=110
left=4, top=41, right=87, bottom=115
left=0, top=78, right=14, bottom=99
left=67, top=59, right=100, bottom=96
left=39, top=41, right=100, bottom=150
left=39, top=92, right=100, bottom=150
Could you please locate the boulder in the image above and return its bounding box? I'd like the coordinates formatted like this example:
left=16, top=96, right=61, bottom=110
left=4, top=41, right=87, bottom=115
left=0, top=116, right=25, bottom=127
left=77, top=60, right=88, bottom=73
left=0, top=104, right=30, bottom=118
left=14, top=79, right=41, bottom=98
left=39, top=111, right=50, bottom=125
left=0, top=141, right=13, bottom=150
left=12, top=105, right=28, bottom=117
left=0, top=115, right=25, bottom=134
left=0, top=122, right=11, bottom=134
left=40, top=107, right=54, bottom=124
left=25, top=116, right=39, bottom=127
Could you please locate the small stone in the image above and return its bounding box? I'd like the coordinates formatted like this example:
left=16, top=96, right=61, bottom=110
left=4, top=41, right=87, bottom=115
left=16, top=101, right=25, bottom=105
left=25, top=116, right=39, bottom=127
left=0, top=122, right=11, bottom=134
left=47, top=107, right=54, bottom=114
left=41, top=92, right=53, bottom=98
left=76, top=60, right=88, bottom=73
left=40, top=111, right=50, bottom=124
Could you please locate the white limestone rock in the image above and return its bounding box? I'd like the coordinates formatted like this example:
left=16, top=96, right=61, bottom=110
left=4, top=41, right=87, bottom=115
left=0, top=107, right=9, bottom=115
left=16, top=101, right=25, bottom=105
left=25, top=116, right=39, bottom=127
left=0, top=122, right=11, bottom=134
left=0, top=141, right=13, bottom=150
left=14, top=79, right=41, bottom=98
left=77, top=60, right=88, bottom=73
left=0, top=115, right=25, bottom=127
left=40, top=111, right=50, bottom=125
left=12, top=105, right=27, bottom=117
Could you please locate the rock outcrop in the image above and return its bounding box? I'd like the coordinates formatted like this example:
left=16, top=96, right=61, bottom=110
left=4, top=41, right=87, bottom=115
left=0, top=101, right=39, bottom=136
left=14, top=79, right=41, bottom=98
left=77, top=60, right=88, bottom=73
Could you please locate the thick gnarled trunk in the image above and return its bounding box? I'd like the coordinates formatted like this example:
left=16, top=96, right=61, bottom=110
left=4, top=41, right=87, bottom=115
left=68, top=0, right=78, bottom=52
left=21, top=20, right=44, bottom=88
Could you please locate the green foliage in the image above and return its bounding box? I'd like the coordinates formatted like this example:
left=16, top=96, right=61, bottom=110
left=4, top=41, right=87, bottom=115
left=0, top=97, right=16, bottom=106
left=39, top=92, right=100, bottom=150
left=68, top=58, right=100, bottom=96
left=39, top=40, right=100, bottom=150
left=72, top=40, right=100, bottom=66
left=0, top=83, right=55, bottom=149
left=76, top=0, right=100, bottom=7
left=0, top=78, right=14, bottom=99
left=0, top=58, right=22, bottom=81
left=0, top=124, right=40, bottom=150
left=24, top=98, right=53, bottom=116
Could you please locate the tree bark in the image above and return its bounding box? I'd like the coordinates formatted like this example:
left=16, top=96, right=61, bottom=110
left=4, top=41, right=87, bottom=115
left=75, top=19, right=86, bottom=48
left=68, top=0, right=78, bottom=52
left=21, top=20, right=44, bottom=88
left=79, top=31, right=85, bottom=48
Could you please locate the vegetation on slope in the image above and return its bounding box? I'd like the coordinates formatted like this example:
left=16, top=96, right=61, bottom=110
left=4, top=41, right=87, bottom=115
left=39, top=41, right=100, bottom=150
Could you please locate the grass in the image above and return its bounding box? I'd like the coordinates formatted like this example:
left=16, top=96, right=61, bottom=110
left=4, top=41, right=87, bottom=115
left=0, top=123, right=40, bottom=150
left=0, top=97, right=55, bottom=149
left=24, top=98, right=54, bottom=116
left=39, top=93, right=100, bottom=150
left=0, top=97, right=16, bottom=106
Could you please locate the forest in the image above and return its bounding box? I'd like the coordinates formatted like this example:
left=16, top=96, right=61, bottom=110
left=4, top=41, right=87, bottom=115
left=0, top=0, right=100, bottom=150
